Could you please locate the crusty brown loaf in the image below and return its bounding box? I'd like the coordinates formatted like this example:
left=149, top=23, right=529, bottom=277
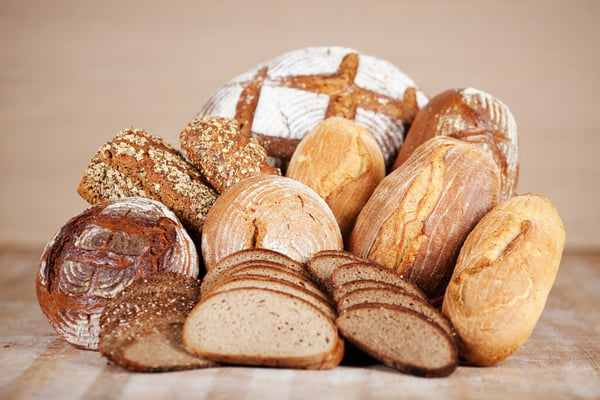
left=77, top=127, right=218, bottom=240
left=197, top=46, right=428, bottom=170
left=180, top=115, right=280, bottom=194
left=393, top=88, right=519, bottom=201
left=99, top=272, right=216, bottom=372
left=201, top=174, right=343, bottom=269
left=442, top=193, right=565, bottom=366
left=286, top=117, right=385, bottom=242
left=349, top=136, right=501, bottom=300
left=36, top=197, right=199, bottom=350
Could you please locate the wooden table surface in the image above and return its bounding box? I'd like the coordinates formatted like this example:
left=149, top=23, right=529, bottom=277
left=1, top=250, right=599, bottom=400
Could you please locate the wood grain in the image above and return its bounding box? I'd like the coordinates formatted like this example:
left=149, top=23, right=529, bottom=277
left=1, top=250, right=599, bottom=399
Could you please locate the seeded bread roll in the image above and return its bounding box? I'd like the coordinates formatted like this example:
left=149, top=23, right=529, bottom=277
left=36, top=197, right=199, bottom=350
left=197, top=46, right=429, bottom=170
left=180, top=115, right=280, bottom=194
left=78, top=127, right=218, bottom=240
left=201, top=174, right=343, bottom=269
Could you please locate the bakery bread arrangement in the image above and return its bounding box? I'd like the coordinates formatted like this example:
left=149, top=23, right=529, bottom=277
left=36, top=46, right=566, bottom=378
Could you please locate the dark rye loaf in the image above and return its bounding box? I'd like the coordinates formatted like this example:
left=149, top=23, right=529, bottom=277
left=306, top=250, right=365, bottom=296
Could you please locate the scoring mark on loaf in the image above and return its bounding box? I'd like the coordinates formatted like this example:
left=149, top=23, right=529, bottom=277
left=198, top=46, right=428, bottom=167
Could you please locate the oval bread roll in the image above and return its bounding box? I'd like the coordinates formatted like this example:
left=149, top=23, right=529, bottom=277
left=442, top=193, right=565, bottom=366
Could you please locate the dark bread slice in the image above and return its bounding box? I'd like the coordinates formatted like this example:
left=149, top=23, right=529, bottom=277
left=183, top=287, right=341, bottom=369
left=330, top=262, right=427, bottom=301
left=336, top=303, right=458, bottom=377
left=219, top=266, right=333, bottom=305
left=306, top=250, right=364, bottom=296
left=205, top=276, right=337, bottom=320
left=99, top=273, right=216, bottom=372
left=336, top=287, right=455, bottom=338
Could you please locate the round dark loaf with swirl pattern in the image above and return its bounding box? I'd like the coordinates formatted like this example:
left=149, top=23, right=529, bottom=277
left=36, top=197, right=199, bottom=350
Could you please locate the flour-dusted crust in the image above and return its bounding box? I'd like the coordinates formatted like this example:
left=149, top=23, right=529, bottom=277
left=78, top=127, right=218, bottom=240
left=198, top=46, right=428, bottom=169
left=201, top=175, right=343, bottom=270
left=36, top=197, right=199, bottom=350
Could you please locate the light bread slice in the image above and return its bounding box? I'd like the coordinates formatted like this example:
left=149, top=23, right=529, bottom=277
left=336, top=287, right=455, bottom=338
left=218, top=266, right=333, bottom=305
left=205, top=276, right=337, bottom=320
left=201, top=259, right=309, bottom=295
left=183, top=287, right=341, bottom=369
left=306, top=250, right=364, bottom=296
left=99, top=273, right=217, bottom=372
left=208, top=248, right=306, bottom=274
left=332, top=279, right=403, bottom=303
left=336, top=303, right=458, bottom=377
left=330, top=262, right=426, bottom=301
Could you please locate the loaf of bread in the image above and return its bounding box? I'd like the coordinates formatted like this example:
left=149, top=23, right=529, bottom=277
left=180, top=115, right=280, bottom=194
left=286, top=117, right=385, bottom=242
left=442, top=193, right=565, bottom=366
left=392, top=88, right=519, bottom=201
left=36, top=197, right=199, bottom=350
left=78, top=127, right=218, bottom=241
left=201, top=174, right=343, bottom=270
left=349, top=136, right=501, bottom=301
left=197, top=46, right=428, bottom=170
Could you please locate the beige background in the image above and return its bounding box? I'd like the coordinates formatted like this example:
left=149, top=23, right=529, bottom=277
left=1, top=0, right=598, bottom=252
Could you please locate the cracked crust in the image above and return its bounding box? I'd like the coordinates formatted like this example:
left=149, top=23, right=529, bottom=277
left=201, top=175, right=343, bottom=270
left=349, top=136, right=501, bottom=300
left=442, top=193, right=565, bottom=366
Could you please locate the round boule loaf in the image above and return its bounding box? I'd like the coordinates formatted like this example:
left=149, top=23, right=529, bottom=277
left=201, top=175, right=343, bottom=270
left=196, top=46, right=429, bottom=170
left=36, top=197, right=199, bottom=350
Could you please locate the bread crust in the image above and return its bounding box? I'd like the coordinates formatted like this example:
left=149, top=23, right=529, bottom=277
left=442, top=193, right=565, bottom=366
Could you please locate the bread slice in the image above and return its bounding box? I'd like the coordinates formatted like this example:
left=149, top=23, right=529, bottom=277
left=330, top=262, right=426, bottom=301
left=210, top=267, right=333, bottom=305
left=332, top=279, right=403, bottom=303
left=336, top=287, right=455, bottom=338
left=205, top=276, right=337, bottom=320
left=306, top=250, right=364, bottom=296
left=336, top=303, right=458, bottom=377
left=99, top=273, right=217, bottom=372
left=183, top=287, right=341, bottom=369
left=207, top=248, right=306, bottom=274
